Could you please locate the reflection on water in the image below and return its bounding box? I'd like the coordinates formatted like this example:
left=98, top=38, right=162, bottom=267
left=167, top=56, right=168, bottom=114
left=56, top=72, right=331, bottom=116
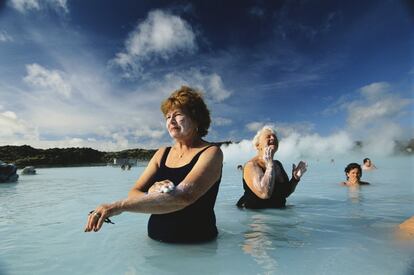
left=242, top=212, right=305, bottom=274
left=142, top=240, right=219, bottom=274
left=347, top=185, right=362, bottom=203
left=243, top=214, right=279, bottom=273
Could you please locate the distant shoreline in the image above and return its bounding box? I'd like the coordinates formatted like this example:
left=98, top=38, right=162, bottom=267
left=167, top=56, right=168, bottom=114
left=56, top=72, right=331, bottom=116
left=0, top=145, right=156, bottom=169
left=17, top=163, right=108, bottom=169
left=0, top=142, right=234, bottom=169
left=16, top=162, right=151, bottom=169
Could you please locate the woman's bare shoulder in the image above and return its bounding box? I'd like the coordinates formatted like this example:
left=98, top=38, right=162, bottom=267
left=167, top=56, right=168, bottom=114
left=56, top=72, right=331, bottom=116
left=153, top=147, right=168, bottom=157
left=148, top=147, right=169, bottom=166
left=244, top=158, right=259, bottom=168
left=201, top=144, right=223, bottom=158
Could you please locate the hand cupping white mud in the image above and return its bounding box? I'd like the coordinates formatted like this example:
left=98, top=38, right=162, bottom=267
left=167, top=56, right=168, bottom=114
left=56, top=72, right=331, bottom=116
left=148, top=180, right=176, bottom=194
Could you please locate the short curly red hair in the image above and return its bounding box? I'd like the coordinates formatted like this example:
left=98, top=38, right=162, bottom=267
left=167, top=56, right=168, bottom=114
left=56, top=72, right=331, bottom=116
left=161, top=86, right=211, bottom=137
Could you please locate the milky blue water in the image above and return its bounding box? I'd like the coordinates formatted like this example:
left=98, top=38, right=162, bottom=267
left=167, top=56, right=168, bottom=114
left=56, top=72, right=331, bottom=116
left=1, top=156, right=414, bottom=275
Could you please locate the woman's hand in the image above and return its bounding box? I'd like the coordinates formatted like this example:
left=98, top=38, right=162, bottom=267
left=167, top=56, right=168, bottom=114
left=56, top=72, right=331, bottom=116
left=292, top=161, right=307, bottom=180
left=148, top=180, right=175, bottom=194
left=84, top=203, right=118, bottom=232
left=262, top=146, right=274, bottom=167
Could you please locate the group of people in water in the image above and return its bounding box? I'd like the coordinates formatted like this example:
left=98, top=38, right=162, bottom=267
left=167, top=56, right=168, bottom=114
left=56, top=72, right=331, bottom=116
left=84, top=86, right=390, bottom=243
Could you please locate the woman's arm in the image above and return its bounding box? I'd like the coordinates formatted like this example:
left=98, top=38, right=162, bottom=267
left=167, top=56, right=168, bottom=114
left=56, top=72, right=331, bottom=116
left=85, top=146, right=223, bottom=232
left=243, top=159, right=276, bottom=199
left=284, top=161, right=307, bottom=197
left=272, top=161, right=299, bottom=198
left=284, top=169, right=300, bottom=198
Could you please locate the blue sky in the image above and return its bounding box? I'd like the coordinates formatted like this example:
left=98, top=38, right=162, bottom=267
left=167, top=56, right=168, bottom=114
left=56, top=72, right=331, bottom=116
left=0, top=0, right=413, bottom=154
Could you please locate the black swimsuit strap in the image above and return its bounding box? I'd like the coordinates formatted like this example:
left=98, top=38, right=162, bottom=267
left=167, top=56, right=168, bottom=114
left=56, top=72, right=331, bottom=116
left=160, top=145, right=216, bottom=168
left=190, top=145, right=215, bottom=163
left=160, top=147, right=172, bottom=168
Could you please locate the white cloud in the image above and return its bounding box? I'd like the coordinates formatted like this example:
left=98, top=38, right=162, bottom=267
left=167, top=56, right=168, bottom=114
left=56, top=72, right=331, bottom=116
left=156, top=69, right=231, bottom=102
left=0, top=31, right=13, bottom=42
left=346, top=82, right=411, bottom=130
left=246, top=121, right=313, bottom=137
left=10, top=0, right=40, bottom=12
left=246, top=121, right=265, bottom=132
left=0, top=110, right=38, bottom=141
left=10, top=0, right=68, bottom=13
left=113, top=9, right=196, bottom=75
left=111, top=132, right=130, bottom=149
left=359, top=81, right=390, bottom=100
left=133, top=126, right=165, bottom=139
left=23, top=63, right=72, bottom=98
left=207, top=73, right=232, bottom=102
left=213, top=117, right=232, bottom=126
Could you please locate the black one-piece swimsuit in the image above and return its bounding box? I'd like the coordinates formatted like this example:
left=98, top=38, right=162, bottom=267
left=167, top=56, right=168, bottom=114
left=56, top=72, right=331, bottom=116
left=147, top=145, right=221, bottom=243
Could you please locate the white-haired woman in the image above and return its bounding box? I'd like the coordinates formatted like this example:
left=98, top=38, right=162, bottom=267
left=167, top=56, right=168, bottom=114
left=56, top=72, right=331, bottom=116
left=237, top=126, right=307, bottom=209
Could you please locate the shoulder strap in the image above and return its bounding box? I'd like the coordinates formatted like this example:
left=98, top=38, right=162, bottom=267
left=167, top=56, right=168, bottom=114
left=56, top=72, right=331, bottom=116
left=160, top=147, right=171, bottom=168
left=189, top=144, right=216, bottom=164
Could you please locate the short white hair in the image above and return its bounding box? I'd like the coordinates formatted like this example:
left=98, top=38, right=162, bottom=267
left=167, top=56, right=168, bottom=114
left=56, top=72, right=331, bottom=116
left=252, top=125, right=277, bottom=150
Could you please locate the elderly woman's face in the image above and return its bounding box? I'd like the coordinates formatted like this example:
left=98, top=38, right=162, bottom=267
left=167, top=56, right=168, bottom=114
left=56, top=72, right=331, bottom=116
left=165, top=108, right=195, bottom=139
left=258, top=130, right=278, bottom=151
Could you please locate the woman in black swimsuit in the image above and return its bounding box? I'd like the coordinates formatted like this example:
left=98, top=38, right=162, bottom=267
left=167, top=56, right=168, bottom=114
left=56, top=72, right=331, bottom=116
left=85, top=86, right=223, bottom=243
left=237, top=126, right=307, bottom=209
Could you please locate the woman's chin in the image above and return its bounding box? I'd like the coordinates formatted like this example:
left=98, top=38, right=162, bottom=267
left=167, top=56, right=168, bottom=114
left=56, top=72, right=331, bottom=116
left=169, top=132, right=186, bottom=140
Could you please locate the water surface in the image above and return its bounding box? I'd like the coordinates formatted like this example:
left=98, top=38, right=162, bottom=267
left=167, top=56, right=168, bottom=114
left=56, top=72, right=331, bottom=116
left=0, top=156, right=413, bottom=274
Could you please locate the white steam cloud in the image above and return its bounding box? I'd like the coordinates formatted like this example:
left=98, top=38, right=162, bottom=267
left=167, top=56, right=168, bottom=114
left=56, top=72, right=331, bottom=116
left=222, top=81, right=412, bottom=164
left=222, top=131, right=354, bottom=165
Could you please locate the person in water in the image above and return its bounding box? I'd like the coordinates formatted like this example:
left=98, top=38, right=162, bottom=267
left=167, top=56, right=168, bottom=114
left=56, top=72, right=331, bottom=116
left=362, top=157, right=377, bottom=171
left=236, top=126, right=307, bottom=209
left=84, top=86, right=223, bottom=243
left=396, top=216, right=414, bottom=241
left=341, top=163, right=370, bottom=186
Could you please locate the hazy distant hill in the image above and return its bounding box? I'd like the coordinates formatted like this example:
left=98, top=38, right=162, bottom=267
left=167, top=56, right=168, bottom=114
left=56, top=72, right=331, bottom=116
left=0, top=145, right=156, bottom=168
